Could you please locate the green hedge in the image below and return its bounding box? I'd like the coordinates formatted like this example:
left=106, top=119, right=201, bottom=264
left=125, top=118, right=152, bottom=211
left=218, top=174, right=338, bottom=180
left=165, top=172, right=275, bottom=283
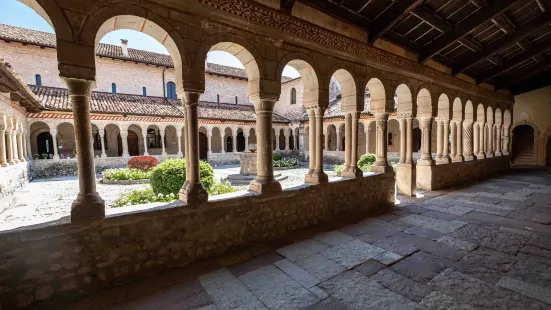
left=103, top=168, right=151, bottom=180
left=150, top=158, right=215, bottom=195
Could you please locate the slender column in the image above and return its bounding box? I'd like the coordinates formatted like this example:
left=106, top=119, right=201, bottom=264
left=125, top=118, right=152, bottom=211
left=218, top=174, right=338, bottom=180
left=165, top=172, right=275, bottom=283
left=473, top=121, right=479, bottom=158
left=121, top=131, right=129, bottom=158
left=441, top=119, right=450, bottom=163
left=313, top=106, right=328, bottom=182
left=160, top=128, right=167, bottom=157
left=249, top=99, right=282, bottom=193
left=450, top=121, right=457, bottom=160
left=26, top=127, right=32, bottom=160
left=455, top=121, right=464, bottom=162
left=11, top=129, right=19, bottom=163
left=5, top=128, right=14, bottom=165
left=63, top=78, right=105, bottom=222
left=207, top=129, right=212, bottom=155
left=0, top=126, right=7, bottom=167
left=405, top=117, right=414, bottom=164
left=324, top=129, right=329, bottom=150
left=435, top=119, right=443, bottom=160
left=47, top=126, right=58, bottom=159
left=142, top=130, right=149, bottom=156
left=477, top=122, right=486, bottom=159
left=22, top=132, right=29, bottom=161
left=306, top=109, right=315, bottom=179
left=342, top=112, right=362, bottom=178
left=371, top=113, right=392, bottom=172
left=244, top=134, right=249, bottom=151
left=17, top=130, right=25, bottom=162
left=486, top=122, right=494, bottom=157
left=99, top=128, right=107, bottom=158
left=343, top=113, right=352, bottom=172
left=233, top=133, right=237, bottom=152
left=274, top=133, right=280, bottom=151
left=177, top=132, right=183, bottom=157
left=417, top=117, right=435, bottom=166
left=220, top=132, right=225, bottom=153
left=533, top=131, right=539, bottom=163
left=398, top=117, right=406, bottom=164
left=365, top=126, right=371, bottom=154
left=495, top=124, right=502, bottom=156
left=337, top=129, right=343, bottom=151
left=284, top=132, right=290, bottom=151
left=179, top=92, right=208, bottom=203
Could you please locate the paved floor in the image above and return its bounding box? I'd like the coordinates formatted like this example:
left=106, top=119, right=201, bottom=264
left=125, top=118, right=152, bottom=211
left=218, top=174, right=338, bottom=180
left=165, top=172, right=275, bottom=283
left=61, top=168, right=551, bottom=310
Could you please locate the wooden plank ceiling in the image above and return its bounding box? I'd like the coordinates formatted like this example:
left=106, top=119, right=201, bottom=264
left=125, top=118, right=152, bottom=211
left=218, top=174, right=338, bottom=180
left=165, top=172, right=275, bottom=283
left=295, top=0, right=551, bottom=94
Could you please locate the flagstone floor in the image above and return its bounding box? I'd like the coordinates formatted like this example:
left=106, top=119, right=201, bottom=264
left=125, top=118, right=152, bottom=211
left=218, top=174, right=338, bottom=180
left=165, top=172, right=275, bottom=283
left=65, top=168, right=551, bottom=310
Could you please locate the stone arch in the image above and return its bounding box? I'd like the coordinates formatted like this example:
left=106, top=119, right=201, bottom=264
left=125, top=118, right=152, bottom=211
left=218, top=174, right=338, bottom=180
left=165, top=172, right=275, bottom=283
left=452, top=98, right=463, bottom=121
left=504, top=109, right=512, bottom=132
left=486, top=106, right=494, bottom=124
left=127, top=124, right=143, bottom=156
left=511, top=121, right=539, bottom=164
left=103, top=124, right=121, bottom=157
left=366, top=120, right=377, bottom=153
left=164, top=125, right=178, bottom=155
left=327, top=124, right=337, bottom=151
left=224, top=127, right=234, bottom=152
left=329, top=66, right=360, bottom=111
left=81, top=8, right=189, bottom=89
left=365, top=77, right=387, bottom=113
left=465, top=100, right=474, bottom=121
left=278, top=53, right=322, bottom=107
left=416, top=88, right=434, bottom=118
left=395, top=83, right=414, bottom=115
left=387, top=118, right=400, bottom=151
left=511, top=120, right=540, bottom=133
left=19, top=0, right=71, bottom=40
left=476, top=104, right=486, bottom=123
left=29, top=121, right=51, bottom=156
left=199, top=33, right=267, bottom=98
left=212, top=127, right=223, bottom=153
left=437, top=93, right=451, bottom=119
left=56, top=122, right=75, bottom=158
left=248, top=128, right=257, bottom=146
left=338, top=123, right=346, bottom=151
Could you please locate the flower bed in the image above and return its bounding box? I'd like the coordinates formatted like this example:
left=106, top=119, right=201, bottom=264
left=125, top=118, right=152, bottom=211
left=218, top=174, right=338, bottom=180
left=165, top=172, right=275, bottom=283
left=102, top=168, right=152, bottom=184
left=273, top=157, right=299, bottom=169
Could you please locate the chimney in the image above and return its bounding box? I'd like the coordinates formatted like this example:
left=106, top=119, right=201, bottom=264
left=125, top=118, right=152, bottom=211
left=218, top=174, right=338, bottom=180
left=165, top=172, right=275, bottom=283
left=121, top=39, right=129, bottom=57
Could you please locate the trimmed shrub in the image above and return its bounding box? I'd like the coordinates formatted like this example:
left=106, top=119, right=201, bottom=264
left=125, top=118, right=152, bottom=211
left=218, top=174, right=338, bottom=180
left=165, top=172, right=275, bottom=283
left=358, top=153, right=376, bottom=172
left=103, top=168, right=151, bottom=180
left=334, top=164, right=344, bottom=176
left=113, top=187, right=175, bottom=208
left=273, top=157, right=299, bottom=167
left=272, top=153, right=282, bottom=161
left=150, top=158, right=215, bottom=195
left=211, top=180, right=237, bottom=195
left=128, top=156, right=159, bottom=171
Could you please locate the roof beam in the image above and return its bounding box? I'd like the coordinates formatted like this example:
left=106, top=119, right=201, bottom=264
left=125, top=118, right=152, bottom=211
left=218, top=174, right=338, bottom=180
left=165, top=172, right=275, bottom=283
left=452, top=10, right=551, bottom=75
left=496, top=57, right=551, bottom=90
left=419, top=1, right=515, bottom=63
left=411, top=6, right=452, bottom=32
left=302, top=0, right=371, bottom=29
left=476, top=40, right=551, bottom=83
left=492, top=13, right=517, bottom=34
left=369, top=0, right=424, bottom=43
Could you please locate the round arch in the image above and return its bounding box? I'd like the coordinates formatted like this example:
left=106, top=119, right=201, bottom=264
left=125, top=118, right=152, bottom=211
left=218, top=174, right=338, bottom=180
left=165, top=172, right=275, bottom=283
left=277, top=54, right=321, bottom=107
left=366, top=77, right=386, bottom=113
left=395, top=83, right=414, bottom=115
left=416, top=88, right=433, bottom=118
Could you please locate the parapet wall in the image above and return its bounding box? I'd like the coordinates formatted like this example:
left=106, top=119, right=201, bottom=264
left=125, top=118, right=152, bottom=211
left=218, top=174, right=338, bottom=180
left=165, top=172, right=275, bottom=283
left=0, top=172, right=395, bottom=308
left=416, top=156, right=511, bottom=191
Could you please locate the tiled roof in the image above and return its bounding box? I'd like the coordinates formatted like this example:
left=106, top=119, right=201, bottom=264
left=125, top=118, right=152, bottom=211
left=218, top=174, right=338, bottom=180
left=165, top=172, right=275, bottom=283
left=0, top=24, right=294, bottom=81
left=29, top=86, right=290, bottom=123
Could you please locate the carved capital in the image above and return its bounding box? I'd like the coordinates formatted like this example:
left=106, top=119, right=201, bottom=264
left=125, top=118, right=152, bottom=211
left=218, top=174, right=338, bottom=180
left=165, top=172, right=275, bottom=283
left=62, top=78, right=95, bottom=96
left=397, top=112, right=412, bottom=119
left=183, top=92, right=201, bottom=107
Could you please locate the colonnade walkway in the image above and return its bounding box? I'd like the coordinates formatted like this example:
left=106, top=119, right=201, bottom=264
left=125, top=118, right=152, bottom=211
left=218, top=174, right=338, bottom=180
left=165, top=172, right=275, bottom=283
left=63, top=168, right=551, bottom=310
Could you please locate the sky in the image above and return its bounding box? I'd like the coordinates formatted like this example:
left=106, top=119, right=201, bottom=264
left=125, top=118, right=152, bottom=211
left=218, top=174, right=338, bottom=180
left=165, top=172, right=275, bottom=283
left=0, top=0, right=300, bottom=77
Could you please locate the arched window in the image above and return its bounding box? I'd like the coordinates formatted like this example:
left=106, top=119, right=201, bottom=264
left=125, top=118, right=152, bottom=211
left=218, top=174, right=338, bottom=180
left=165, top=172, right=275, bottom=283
left=166, top=82, right=177, bottom=99
left=290, top=88, right=296, bottom=105
left=111, top=83, right=117, bottom=94
left=35, top=74, right=42, bottom=86
left=142, top=87, right=147, bottom=96
left=387, top=132, right=393, bottom=146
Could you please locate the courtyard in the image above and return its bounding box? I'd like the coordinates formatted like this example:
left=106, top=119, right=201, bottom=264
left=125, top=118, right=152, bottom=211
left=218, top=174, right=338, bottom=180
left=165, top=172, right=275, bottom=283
left=0, top=165, right=336, bottom=231
left=52, top=168, right=551, bottom=310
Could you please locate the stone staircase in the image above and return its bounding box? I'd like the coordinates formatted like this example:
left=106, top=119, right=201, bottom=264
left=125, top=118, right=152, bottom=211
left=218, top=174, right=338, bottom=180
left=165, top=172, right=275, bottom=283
left=512, top=142, right=534, bottom=165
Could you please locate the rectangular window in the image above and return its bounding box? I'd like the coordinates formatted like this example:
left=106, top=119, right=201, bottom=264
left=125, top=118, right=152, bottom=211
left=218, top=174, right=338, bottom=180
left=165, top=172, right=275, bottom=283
left=217, top=94, right=220, bottom=103
left=142, top=87, right=147, bottom=96
left=235, top=96, right=238, bottom=105
left=35, top=74, right=42, bottom=86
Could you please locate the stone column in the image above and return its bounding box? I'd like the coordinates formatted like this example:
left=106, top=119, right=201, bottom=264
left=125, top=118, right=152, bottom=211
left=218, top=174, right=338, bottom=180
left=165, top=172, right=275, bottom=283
left=502, top=127, right=510, bottom=156
left=177, top=131, right=183, bottom=157
left=274, top=133, right=280, bottom=151
left=160, top=127, right=167, bottom=157
left=365, top=126, right=371, bottom=154
left=11, top=129, right=19, bottom=163
left=142, top=130, right=149, bottom=156
left=435, top=119, right=443, bottom=161
left=63, top=78, right=105, bottom=222
left=450, top=121, right=457, bottom=160
left=313, top=106, right=328, bottom=182
left=0, top=125, right=7, bottom=167
left=418, top=117, right=435, bottom=166
left=342, top=112, right=362, bottom=178
left=495, top=124, right=502, bottom=156
left=324, top=128, right=329, bottom=150
left=220, top=133, right=225, bottom=153
left=244, top=134, right=249, bottom=151
left=398, top=117, right=407, bottom=164
left=99, top=127, right=107, bottom=158
left=232, top=133, right=237, bottom=152
left=533, top=131, right=539, bottom=163
left=337, top=129, right=343, bottom=151
left=121, top=131, right=130, bottom=158
left=284, top=131, right=290, bottom=151
left=22, top=132, right=29, bottom=161
left=486, top=122, right=494, bottom=157
left=371, top=113, right=392, bottom=172
left=306, top=109, right=315, bottom=179
left=454, top=121, right=464, bottom=162
left=472, top=121, right=479, bottom=158
left=17, top=130, right=25, bottom=162
left=26, top=127, right=32, bottom=160
left=477, top=122, right=486, bottom=159
left=343, top=113, right=352, bottom=172
left=207, top=128, right=212, bottom=155
left=5, top=128, right=14, bottom=165
left=249, top=98, right=282, bottom=193
left=441, top=119, right=450, bottom=163
left=179, top=92, right=208, bottom=204
left=47, top=125, right=58, bottom=159
left=405, top=117, right=414, bottom=164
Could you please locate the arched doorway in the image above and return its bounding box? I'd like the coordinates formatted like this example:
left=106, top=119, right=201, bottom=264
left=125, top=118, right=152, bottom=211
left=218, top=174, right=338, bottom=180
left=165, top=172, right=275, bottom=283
left=116, top=131, right=140, bottom=156
left=412, top=128, right=422, bottom=152
left=512, top=125, right=535, bottom=164
left=37, top=132, right=54, bottom=156
left=226, top=136, right=233, bottom=153
left=237, top=132, right=245, bottom=152
left=546, top=137, right=551, bottom=166
left=199, top=132, right=208, bottom=160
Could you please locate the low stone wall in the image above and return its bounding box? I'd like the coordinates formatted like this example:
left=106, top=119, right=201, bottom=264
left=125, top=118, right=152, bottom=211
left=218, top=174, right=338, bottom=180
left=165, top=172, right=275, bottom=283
left=0, top=172, right=395, bottom=309
left=0, top=162, right=30, bottom=202
left=207, top=152, right=239, bottom=166
left=416, top=155, right=511, bottom=191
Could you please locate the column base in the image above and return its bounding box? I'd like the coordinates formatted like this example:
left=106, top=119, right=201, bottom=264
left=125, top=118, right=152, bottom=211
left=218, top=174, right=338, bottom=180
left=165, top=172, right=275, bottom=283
left=503, top=152, right=509, bottom=156
left=19, top=158, right=26, bottom=162
left=416, top=159, right=435, bottom=166
left=304, top=169, right=314, bottom=181
left=177, top=151, right=183, bottom=157
left=305, top=170, right=329, bottom=184
left=341, top=167, right=363, bottom=178
left=71, top=192, right=105, bottom=223
left=249, top=178, right=282, bottom=194
left=101, top=154, right=107, bottom=159
left=1, top=162, right=8, bottom=167
left=495, top=152, right=502, bottom=157
left=144, top=152, right=149, bottom=156
left=7, top=160, right=15, bottom=165
left=396, top=163, right=416, bottom=196
left=123, top=153, right=130, bottom=158
left=463, top=154, right=475, bottom=161
left=436, top=156, right=451, bottom=164
left=452, top=155, right=464, bottom=162
left=179, top=181, right=208, bottom=205
left=486, top=152, right=495, bottom=158
left=162, top=152, right=168, bottom=157
left=370, top=164, right=394, bottom=173
left=52, top=155, right=59, bottom=160
left=13, top=159, right=20, bottom=164
left=477, top=153, right=486, bottom=159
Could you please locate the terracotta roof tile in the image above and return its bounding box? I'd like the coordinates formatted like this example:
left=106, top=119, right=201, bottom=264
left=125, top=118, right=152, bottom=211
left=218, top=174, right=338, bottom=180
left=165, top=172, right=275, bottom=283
left=0, top=24, right=293, bottom=81
left=29, top=86, right=289, bottom=123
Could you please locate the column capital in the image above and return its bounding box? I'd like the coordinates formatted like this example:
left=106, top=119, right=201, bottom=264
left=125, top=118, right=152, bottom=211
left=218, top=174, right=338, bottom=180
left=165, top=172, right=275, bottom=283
left=62, top=78, right=95, bottom=96
left=183, top=91, right=202, bottom=106
left=397, top=112, right=413, bottom=119
left=374, top=112, right=389, bottom=120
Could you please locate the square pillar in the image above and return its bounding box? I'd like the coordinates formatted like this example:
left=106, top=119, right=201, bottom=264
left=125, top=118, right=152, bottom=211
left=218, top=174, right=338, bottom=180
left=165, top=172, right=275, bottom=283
left=397, top=114, right=416, bottom=196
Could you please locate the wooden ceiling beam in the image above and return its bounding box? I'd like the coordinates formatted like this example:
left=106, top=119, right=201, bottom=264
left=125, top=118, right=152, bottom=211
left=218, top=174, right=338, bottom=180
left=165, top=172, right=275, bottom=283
left=492, top=13, right=517, bottom=34
left=368, top=0, right=424, bottom=43
left=496, top=56, right=551, bottom=90
left=301, top=0, right=372, bottom=29
left=419, top=1, right=515, bottom=63
left=452, top=9, right=551, bottom=76
left=411, top=6, right=452, bottom=32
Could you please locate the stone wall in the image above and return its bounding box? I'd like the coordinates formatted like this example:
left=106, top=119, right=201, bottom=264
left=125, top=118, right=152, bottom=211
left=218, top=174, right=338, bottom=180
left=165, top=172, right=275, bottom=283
left=416, top=156, right=511, bottom=191
left=0, top=172, right=395, bottom=309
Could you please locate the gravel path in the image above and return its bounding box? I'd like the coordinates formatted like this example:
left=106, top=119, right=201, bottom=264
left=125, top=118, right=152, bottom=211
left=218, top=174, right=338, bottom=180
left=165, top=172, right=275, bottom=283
left=0, top=165, right=336, bottom=230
